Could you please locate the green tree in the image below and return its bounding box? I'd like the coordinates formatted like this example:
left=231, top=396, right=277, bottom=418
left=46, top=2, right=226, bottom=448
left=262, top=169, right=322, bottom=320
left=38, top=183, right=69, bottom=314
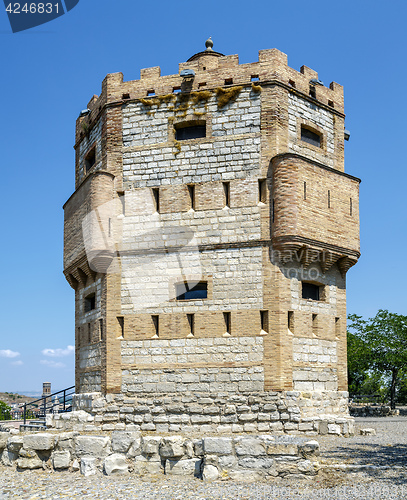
left=348, top=310, right=407, bottom=409
left=0, top=401, right=11, bottom=420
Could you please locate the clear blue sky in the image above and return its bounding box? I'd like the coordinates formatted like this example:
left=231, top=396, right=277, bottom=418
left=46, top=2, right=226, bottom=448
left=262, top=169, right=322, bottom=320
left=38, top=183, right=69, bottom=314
left=0, top=0, right=405, bottom=394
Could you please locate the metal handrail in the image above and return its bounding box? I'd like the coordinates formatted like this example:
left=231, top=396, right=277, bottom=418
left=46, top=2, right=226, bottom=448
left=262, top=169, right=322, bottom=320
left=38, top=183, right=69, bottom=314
left=22, top=385, right=75, bottom=425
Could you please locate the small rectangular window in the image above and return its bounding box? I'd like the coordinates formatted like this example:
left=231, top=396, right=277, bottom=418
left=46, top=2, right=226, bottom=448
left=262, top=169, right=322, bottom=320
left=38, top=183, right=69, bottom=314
left=175, top=125, right=206, bottom=141
left=85, top=147, right=96, bottom=173
left=251, top=75, right=259, bottom=82
left=272, top=199, right=275, bottom=222
left=260, top=310, right=268, bottom=333
left=99, top=318, right=104, bottom=341
left=173, top=87, right=181, bottom=94
left=328, top=190, right=331, bottom=208
left=328, top=100, right=334, bottom=108
left=350, top=198, right=353, bottom=216
left=223, top=182, right=230, bottom=208
left=188, top=184, right=195, bottom=210
left=335, top=317, right=340, bottom=338
left=312, top=314, right=318, bottom=335
left=176, top=281, right=208, bottom=301
left=302, top=282, right=320, bottom=301
left=225, top=78, right=233, bottom=85
left=147, top=90, right=155, bottom=96
left=303, top=181, right=307, bottom=200
left=187, top=314, right=195, bottom=337
left=152, top=188, right=160, bottom=213
left=224, top=312, right=231, bottom=335
left=198, top=82, right=206, bottom=88
left=258, top=179, right=266, bottom=204
left=117, top=316, right=124, bottom=338
left=289, top=79, right=296, bottom=88
left=122, top=93, right=130, bottom=100
left=301, top=127, right=321, bottom=147
left=85, top=293, right=96, bottom=312
left=88, top=323, right=91, bottom=343
left=288, top=311, right=294, bottom=332
left=309, top=86, right=316, bottom=99
left=152, top=315, right=159, bottom=337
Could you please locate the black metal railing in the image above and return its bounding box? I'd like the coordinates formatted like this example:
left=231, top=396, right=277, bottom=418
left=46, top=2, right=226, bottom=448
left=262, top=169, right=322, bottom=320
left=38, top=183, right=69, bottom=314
left=23, top=386, right=75, bottom=425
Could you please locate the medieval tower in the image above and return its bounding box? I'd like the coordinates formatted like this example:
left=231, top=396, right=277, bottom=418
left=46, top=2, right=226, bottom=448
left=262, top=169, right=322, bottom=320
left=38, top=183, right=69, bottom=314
left=64, top=40, right=360, bottom=435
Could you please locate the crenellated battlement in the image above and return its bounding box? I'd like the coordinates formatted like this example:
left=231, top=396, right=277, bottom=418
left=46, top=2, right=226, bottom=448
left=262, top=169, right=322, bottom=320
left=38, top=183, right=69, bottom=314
left=75, top=44, right=344, bottom=150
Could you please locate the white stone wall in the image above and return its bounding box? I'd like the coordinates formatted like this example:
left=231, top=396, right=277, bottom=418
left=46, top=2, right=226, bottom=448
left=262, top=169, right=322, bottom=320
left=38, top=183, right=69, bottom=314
left=78, top=369, right=101, bottom=393
left=79, top=344, right=102, bottom=370
left=288, top=94, right=335, bottom=167
left=78, top=277, right=103, bottom=324
left=78, top=118, right=103, bottom=183
left=292, top=338, right=338, bottom=392
left=292, top=338, right=337, bottom=365
left=121, top=336, right=264, bottom=394
left=120, top=246, right=263, bottom=314
left=287, top=266, right=340, bottom=315
left=122, top=89, right=261, bottom=188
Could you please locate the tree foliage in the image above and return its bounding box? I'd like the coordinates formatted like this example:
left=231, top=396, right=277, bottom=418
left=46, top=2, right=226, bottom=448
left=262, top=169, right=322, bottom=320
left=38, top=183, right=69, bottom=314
left=348, top=310, right=407, bottom=409
left=0, top=401, right=11, bottom=421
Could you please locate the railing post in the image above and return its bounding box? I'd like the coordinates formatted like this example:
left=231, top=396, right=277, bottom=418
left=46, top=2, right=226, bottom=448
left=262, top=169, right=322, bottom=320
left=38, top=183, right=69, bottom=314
left=42, top=396, right=46, bottom=418
left=63, top=390, right=66, bottom=412
left=24, top=403, right=26, bottom=425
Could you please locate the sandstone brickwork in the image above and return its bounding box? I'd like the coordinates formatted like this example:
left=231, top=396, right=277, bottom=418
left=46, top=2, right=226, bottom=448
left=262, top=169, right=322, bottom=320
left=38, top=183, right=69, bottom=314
left=63, top=40, right=360, bottom=435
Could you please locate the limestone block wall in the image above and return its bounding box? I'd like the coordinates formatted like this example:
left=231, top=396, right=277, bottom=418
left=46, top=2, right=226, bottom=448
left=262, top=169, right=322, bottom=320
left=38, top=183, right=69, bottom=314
left=77, top=118, right=103, bottom=184
left=68, top=391, right=353, bottom=437
left=0, top=429, right=322, bottom=481
left=288, top=94, right=335, bottom=167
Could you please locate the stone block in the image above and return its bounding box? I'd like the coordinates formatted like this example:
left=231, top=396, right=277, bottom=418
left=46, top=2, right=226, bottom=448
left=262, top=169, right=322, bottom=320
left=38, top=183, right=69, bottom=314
left=234, top=437, right=266, bottom=456
left=17, top=450, right=43, bottom=470
left=111, top=431, right=141, bottom=455
left=165, top=458, right=201, bottom=476
left=80, top=457, right=97, bottom=476
left=52, top=450, right=71, bottom=469
left=202, top=464, right=219, bottom=481
left=159, top=436, right=187, bottom=459
left=104, top=454, right=129, bottom=475
left=202, top=437, right=233, bottom=455
left=141, top=436, right=161, bottom=457
left=74, top=436, right=110, bottom=457
left=7, top=436, right=23, bottom=454
left=0, top=433, right=9, bottom=450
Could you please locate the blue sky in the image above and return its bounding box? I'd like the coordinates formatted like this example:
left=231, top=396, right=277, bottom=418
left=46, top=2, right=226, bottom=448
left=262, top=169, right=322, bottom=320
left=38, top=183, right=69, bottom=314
left=0, top=0, right=405, bottom=394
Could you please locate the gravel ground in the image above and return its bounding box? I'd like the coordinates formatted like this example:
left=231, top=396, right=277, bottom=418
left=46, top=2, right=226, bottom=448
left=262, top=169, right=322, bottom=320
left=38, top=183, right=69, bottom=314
left=1, top=416, right=406, bottom=500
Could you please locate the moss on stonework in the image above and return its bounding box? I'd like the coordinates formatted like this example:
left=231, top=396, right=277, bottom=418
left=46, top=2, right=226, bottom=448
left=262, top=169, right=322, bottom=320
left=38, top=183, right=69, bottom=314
left=81, top=121, right=90, bottom=135
left=139, top=98, right=156, bottom=107
left=191, top=90, right=212, bottom=105
left=251, top=83, right=262, bottom=93
left=215, top=86, right=243, bottom=109
left=173, top=140, right=181, bottom=155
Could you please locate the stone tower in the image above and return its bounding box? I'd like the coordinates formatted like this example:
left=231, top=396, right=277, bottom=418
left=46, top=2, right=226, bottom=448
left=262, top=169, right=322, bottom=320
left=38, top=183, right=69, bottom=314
left=64, top=41, right=360, bottom=435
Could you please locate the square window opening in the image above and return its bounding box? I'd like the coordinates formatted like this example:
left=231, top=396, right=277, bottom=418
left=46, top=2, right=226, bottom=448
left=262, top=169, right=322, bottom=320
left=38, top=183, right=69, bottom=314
left=176, top=281, right=208, bottom=301
left=289, top=79, right=296, bottom=88
left=198, top=82, right=207, bottom=88
left=122, top=93, right=130, bottom=100
left=173, top=87, right=181, bottom=94
left=302, top=282, right=321, bottom=301
left=251, top=75, right=259, bottom=82
left=84, top=293, right=96, bottom=312
left=175, top=123, right=206, bottom=141
left=225, top=78, right=233, bottom=85
left=85, top=148, right=96, bottom=173
left=309, top=86, right=316, bottom=98
left=301, top=127, right=321, bottom=148
left=147, top=90, right=155, bottom=96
